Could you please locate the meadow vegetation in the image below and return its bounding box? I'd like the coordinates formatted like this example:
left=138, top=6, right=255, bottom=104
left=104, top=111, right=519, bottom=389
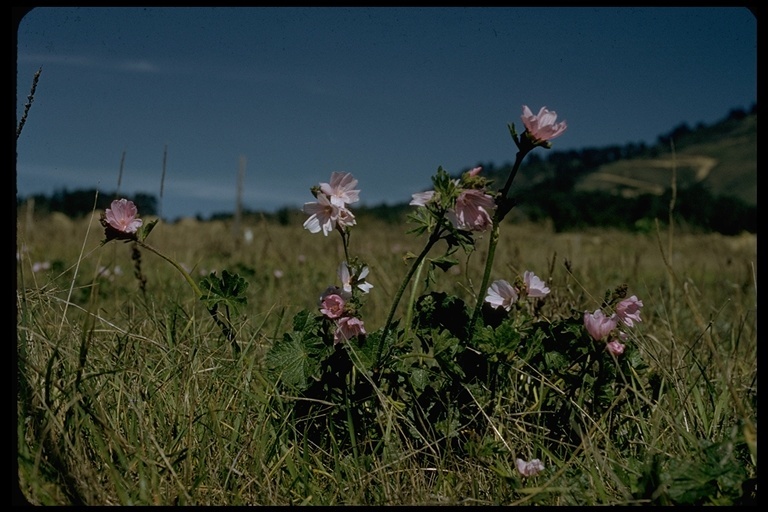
left=16, top=95, right=756, bottom=505
left=16, top=205, right=756, bottom=505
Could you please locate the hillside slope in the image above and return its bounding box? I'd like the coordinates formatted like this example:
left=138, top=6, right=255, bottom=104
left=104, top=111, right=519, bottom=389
left=575, top=113, right=756, bottom=205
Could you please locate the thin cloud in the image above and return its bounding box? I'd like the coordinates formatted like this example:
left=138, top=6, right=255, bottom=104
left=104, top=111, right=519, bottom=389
left=115, top=59, right=160, bottom=73
left=18, top=52, right=161, bottom=74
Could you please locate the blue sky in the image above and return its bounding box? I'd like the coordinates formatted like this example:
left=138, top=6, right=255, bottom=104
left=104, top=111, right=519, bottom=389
left=15, top=7, right=757, bottom=221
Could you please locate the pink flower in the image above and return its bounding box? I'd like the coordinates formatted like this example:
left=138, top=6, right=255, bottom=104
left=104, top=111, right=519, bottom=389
left=105, top=198, right=143, bottom=234
left=466, top=166, right=483, bottom=177
left=485, top=279, right=519, bottom=311
left=606, top=339, right=625, bottom=356
left=516, top=458, right=545, bottom=477
left=447, top=189, right=495, bottom=232
left=334, top=316, right=366, bottom=344
left=410, top=190, right=435, bottom=207
left=521, top=105, right=567, bottom=143
left=320, top=293, right=346, bottom=319
left=583, top=309, right=618, bottom=341
left=320, top=285, right=351, bottom=301
left=303, top=194, right=339, bottom=235
left=616, top=295, right=643, bottom=327
left=523, top=270, right=550, bottom=297
left=320, top=172, right=360, bottom=207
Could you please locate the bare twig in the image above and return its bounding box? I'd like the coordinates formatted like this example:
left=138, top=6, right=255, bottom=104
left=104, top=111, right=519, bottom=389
left=159, top=144, right=168, bottom=218
left=17, top=66, right=42, bottom=139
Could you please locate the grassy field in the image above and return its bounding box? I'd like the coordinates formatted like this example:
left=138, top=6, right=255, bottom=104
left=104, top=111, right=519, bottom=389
left=16, top=208, right=757, bottom=505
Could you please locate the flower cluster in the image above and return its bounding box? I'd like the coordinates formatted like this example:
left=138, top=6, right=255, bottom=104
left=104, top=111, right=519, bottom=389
left=485, top=270, right=551, bottom=311
left=583, top=295, right=644, bottom=356
left=319, top=261, right=372, bottom=344
left=303, top=172, right=360, bottom=236
left=410, top=166, right=496, bottom=233
left=99, top=102, right=662, bottom=493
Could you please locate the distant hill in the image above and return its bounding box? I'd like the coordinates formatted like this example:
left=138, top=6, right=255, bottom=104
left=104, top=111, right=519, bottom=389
left=467, top=107, right=756, bottom=205
left=377, top=105, right=757, bottom=233
left=575, top=111, right=756, bottom=206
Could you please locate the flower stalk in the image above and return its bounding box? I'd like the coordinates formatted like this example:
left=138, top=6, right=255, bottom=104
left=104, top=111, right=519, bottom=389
left=376, top=220, right=444, bottom=366
left=469, top=144, right=530, bottom=336
left=468, top=104, right=566, bottom=338
left=133, top=240, right=203, bottom=298
left=100, top=199, right=241, bottom=354
left=135, top=239, right=240, bottom=354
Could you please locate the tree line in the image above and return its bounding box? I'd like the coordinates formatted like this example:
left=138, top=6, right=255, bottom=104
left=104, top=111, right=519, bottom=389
left=18, top=104, right=756, bottom=235
left=20, top=189, right=159, bottom=219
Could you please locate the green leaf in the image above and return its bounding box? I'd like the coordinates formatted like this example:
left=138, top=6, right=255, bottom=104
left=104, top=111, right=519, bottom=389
left=199, top=270, right=249, bottom=314
left=265, top=316, right=329, bottom=390
left=544, top=349, right=569, bottom=372
left=637, top=437, right=751, bottom=505
left=429, top=255, right=459, bottom=272
left=406, top=208, right=434, bottom=236
left=476, top=319, right=522, bottom=361
left=409, top=368, right=430, bottom=394
left=137, top=218, right=159, bottom=242
left=291, top=309, right=314, bottom=332
left=411, top=292, right=469, bottom=340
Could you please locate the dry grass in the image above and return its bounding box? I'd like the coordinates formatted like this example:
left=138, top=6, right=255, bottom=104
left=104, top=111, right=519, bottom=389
left=16, top=210, right=757, bottom=505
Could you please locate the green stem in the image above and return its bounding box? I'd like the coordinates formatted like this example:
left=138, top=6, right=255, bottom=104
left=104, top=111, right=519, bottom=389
left=469, top=221, right=500, bottom=335
left=403, top=256, right=427, bottom=342
left=135, top=240, right=240, bottom=354
left=338, top=225, right=351, bottom=264
left=468, top=147, right=530, bottom=339
left=499, top=148, right=529, bottom=213
left=135, top=241, right=203, bottom=298
left=376, top=222, right=443, bottom=367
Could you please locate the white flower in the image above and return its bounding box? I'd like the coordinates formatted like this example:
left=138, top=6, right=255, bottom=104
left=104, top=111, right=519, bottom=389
left=523, top=270, right=550, bottom=297
left=338, top=261, right=373, bottom=294
left=410, top=190, right=435, bottom=206
left=303, top=193, right=339, bottom=236
left=485, top=279, right=519, bottom=311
